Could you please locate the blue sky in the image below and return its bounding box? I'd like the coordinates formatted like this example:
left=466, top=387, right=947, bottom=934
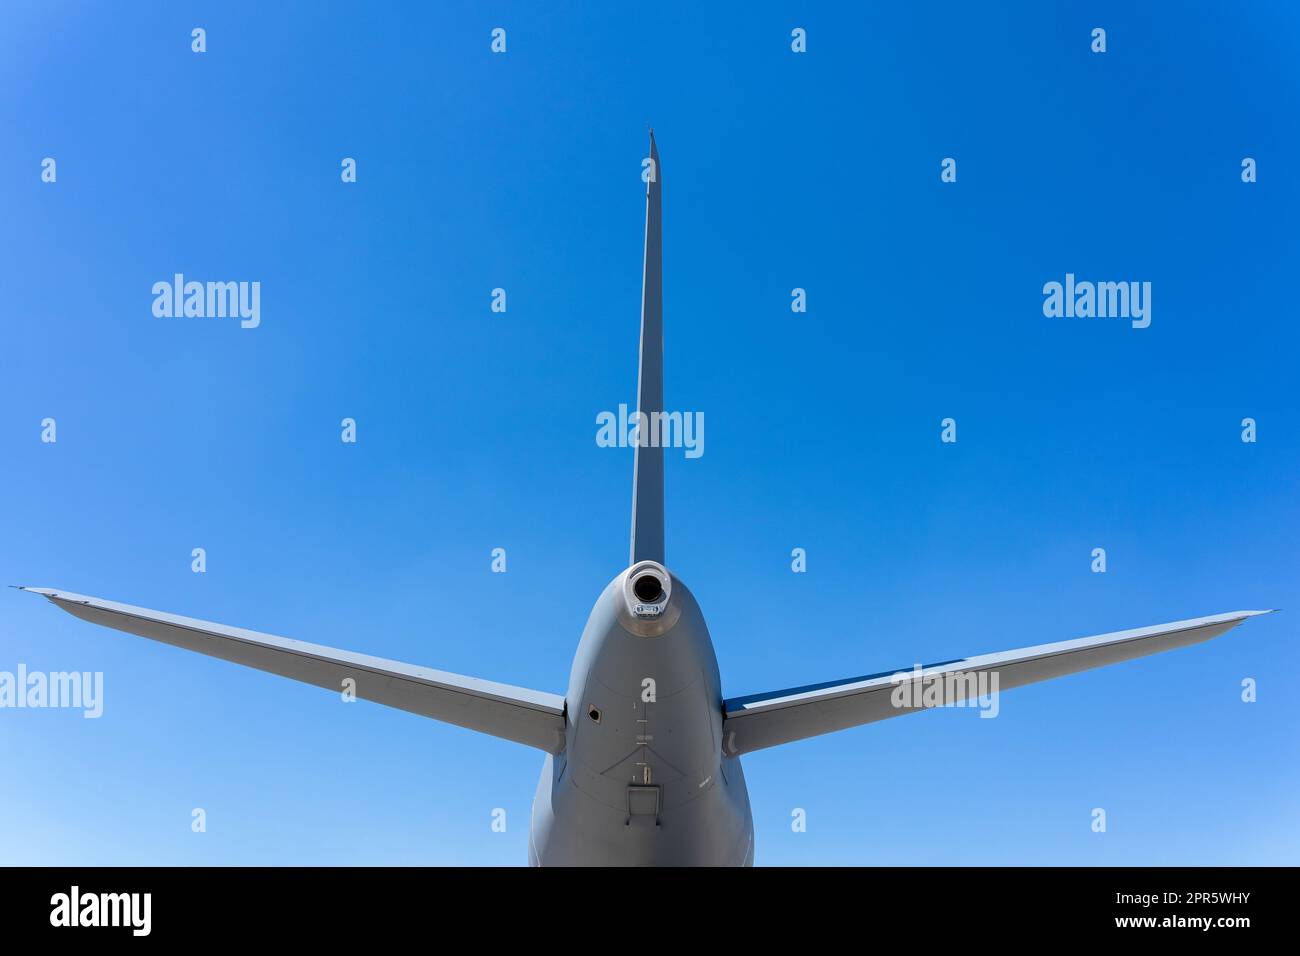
left=1, top=1, right=1296, bottom=865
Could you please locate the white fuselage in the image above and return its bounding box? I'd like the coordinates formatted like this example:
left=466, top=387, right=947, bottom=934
left=529, top=565, right=754, bottom=865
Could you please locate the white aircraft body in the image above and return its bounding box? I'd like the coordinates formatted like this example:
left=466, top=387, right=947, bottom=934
left=17, top=133, right=1272, bottom=865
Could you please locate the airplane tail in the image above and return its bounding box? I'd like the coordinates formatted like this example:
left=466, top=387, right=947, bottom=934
left=630, top=130, right=664, bottom=566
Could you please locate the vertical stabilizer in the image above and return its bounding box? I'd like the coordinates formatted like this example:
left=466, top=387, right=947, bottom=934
left=630, top=130, right=664, bottom=566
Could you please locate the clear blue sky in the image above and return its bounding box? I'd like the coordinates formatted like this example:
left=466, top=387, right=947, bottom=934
left=1, top=1, right=1296, bottom=865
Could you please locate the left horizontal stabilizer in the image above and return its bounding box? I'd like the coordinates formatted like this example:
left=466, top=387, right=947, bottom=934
left=17, top=587, right=567, bottom=754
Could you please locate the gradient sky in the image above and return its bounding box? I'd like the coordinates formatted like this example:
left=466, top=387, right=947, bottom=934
left=1, top=1, right=1296, bottom=866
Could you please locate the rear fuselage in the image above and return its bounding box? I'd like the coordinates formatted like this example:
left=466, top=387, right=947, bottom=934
left=528, top=563, right=754, bottom=865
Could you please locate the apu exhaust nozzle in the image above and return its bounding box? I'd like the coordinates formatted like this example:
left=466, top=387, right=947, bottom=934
left=619, top=561, right=679, bottom=636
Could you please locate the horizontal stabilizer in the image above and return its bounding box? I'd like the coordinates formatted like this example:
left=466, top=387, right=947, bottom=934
left=722, top=610, right=1273, bottom=756
left=18, top=587, right=567, bottom=754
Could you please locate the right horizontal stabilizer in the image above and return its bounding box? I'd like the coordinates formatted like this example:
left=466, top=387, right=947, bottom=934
left=722, top=610, right=1274, bottom=755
